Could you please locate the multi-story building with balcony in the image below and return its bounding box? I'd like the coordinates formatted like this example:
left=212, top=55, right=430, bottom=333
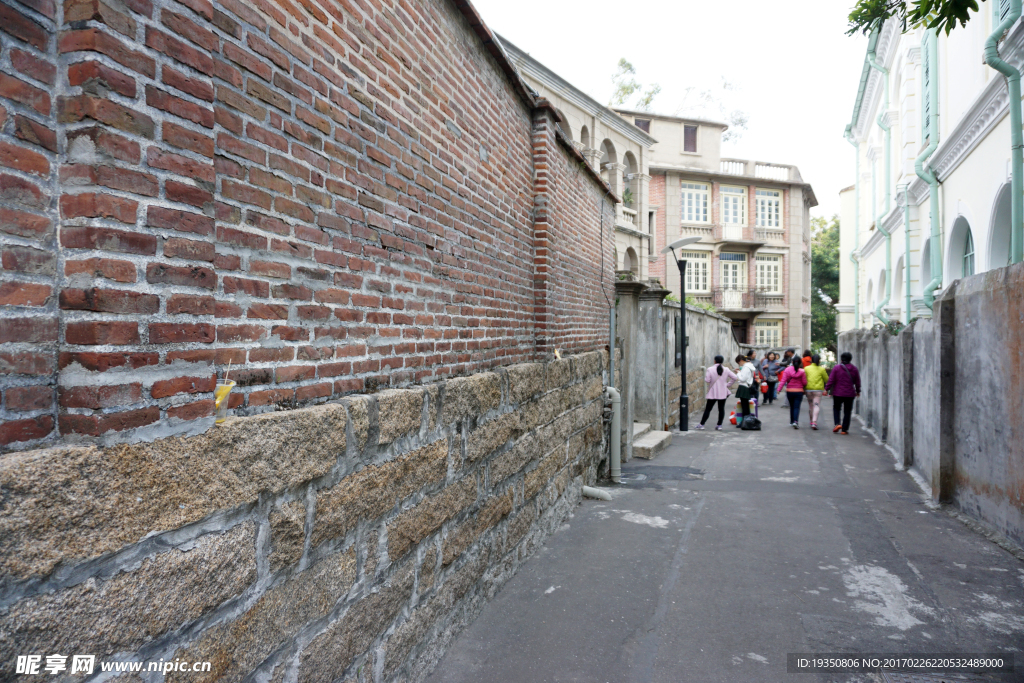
left=497, top=38, right=817, bottom=348
left=499, top=37, right=657, bottom=280
left=618, top=110, right=818, bottom=348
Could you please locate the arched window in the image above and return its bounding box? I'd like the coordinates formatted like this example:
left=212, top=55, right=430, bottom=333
left=989, top=182, right=1012, bottom=270
left=580, top=125, right=591, bottom=149
left=625, top=247, right=639, bottom=275
left=877, top=268, right=886, bottom=306
left=946, top=216, right=975, bottom=279
left=866, top=279, right=873, bottom=313
left=920, top=239, right=932, bottom=290
left=622, top=151, right=638, bottom=209
left=893, top=256, right=904, bottom=317
left=554, top=108, right=571, bottom=140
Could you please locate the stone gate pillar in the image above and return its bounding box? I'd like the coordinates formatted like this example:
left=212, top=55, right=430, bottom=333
left=614, top=277, right=646, bottom=462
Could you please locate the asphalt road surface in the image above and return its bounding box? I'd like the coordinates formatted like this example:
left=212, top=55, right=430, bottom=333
left=427, top=401, right=1024, bottom=683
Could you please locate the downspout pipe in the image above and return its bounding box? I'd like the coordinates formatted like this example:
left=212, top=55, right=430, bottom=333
left=985, top=0, right=1024, bottom=265
left=917, top=30, right=942, bottom=309
left=845, top=127, right=861, bottom=326
left=868, top=50, right=893, bottom=323
left=605, top=386, right=621, bottom=484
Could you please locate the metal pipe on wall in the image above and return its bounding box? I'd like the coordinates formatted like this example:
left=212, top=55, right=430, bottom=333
left=844, top=128, right=861, bottom=326
left=917, top=30, right=943, bottom=310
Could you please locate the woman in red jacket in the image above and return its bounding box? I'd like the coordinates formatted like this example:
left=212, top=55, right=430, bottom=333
left=778, top=362, right=808, bottom=428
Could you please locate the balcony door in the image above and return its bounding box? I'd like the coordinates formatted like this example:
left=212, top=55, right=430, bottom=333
left=720, top=253, right=747, bottom=309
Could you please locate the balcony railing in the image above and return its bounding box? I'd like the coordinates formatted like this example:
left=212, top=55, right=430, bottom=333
left=720, top=160, right=745, bottom=175
left=621, top=206, right=638, bottom=228
left=680, top=224, right=713, bottom=238
left=712, top=286, right=784, bottom=311
left=755, top=228, right=785, bottom=242
left=755, top=163, right=791, bottom=181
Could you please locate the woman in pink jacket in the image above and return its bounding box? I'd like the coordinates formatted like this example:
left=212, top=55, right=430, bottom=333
left=779, top=362, right=808, bottom=428
left=696, top=355, right=738, bottom=430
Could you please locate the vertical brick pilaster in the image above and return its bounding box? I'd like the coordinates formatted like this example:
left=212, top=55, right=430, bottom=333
left=0, top=0, right=60, bottom=449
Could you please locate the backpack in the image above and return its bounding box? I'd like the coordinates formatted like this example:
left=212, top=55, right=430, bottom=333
left=740, top=415, right=761, bottom=431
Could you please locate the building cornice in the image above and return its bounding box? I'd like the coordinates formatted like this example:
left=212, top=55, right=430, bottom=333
left=906, top=17, right=1024, bottom=206
left=498, top=36, right=658, bottom=149
left=860, top=227, right=886, bottom=259
left=852, top=19, right=900, bottom=139
left=881, top=203, right=904, bottom=235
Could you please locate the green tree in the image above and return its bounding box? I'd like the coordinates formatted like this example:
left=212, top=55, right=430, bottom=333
left=811, top=215, right=841, bottom=354
left=847, top=0, right=990, bottom=36
left=610, top=58, right=660, bottom=112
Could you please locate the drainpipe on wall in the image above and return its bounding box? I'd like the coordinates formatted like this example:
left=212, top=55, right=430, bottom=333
left=916, top=30, right=943, bottom=310
left=902, top=184, right=912, bottom=318
left=844, top=128, right=861, bottom=326
left=984, top=0, right=1024, bottom=265
left=868, top=50, right=893, bottom=323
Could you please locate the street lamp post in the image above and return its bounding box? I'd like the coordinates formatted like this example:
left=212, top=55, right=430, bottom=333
left=661, top=236, right=702, bottom=432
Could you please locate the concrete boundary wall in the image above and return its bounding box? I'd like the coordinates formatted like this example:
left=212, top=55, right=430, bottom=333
left=839, top=262, right=1024, bottom=548
left=0, top=351, right=607, bottom=683
left=622, top=283, right=740, bottom=432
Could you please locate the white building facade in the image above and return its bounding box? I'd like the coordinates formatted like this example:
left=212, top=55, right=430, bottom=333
left=839, top=9, right=1024, bottom=331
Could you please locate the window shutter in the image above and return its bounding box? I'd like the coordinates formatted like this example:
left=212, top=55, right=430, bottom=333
left=1000, top=0, right=1012, bottom=22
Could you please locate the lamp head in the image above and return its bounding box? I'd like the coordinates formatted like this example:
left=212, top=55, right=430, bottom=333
left=660, top=236, right=701, bottom=255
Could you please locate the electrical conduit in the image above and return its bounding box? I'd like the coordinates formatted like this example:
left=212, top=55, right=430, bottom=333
left=985, top=0, right=1024, bottom=265
left=916, top=30, right=943, bottom=310
left=868, top=50, right=893, bottom=323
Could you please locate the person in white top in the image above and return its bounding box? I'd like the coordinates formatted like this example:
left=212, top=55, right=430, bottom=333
left=734, top=355, right=756, bottom=426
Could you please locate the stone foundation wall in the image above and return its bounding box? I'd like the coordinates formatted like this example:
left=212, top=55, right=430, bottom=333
left=0, top=350, right=607, bottom=682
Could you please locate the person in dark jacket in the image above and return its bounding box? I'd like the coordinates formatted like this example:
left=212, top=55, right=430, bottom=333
left=825, top=351, right=862, bottom=435
left=760, top=352, right=781, bottom=404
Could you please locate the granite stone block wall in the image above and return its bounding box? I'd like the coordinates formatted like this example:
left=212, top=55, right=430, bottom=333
left=0, top=350, right=607, bottom=682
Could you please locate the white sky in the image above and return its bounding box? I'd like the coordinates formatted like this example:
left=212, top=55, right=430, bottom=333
left=471, top=0, right=870, bottom=219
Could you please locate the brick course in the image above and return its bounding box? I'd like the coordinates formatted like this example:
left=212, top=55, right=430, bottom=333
left=0, top=0, right=615, bottom=449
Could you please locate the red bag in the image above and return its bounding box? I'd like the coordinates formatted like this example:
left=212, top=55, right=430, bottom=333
left=760, top=381, right=768, bottom=394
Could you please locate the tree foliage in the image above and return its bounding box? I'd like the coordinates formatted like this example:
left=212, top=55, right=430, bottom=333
left=674, top=78, right=749, bottom=142
left=847, top=0, right=988, bottom=36
left=811, top=215, right=841, bottom=353
left=610, top=58, right=661, bottom=112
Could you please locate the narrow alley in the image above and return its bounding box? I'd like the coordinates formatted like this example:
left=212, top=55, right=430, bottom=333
left=427, top=406, right=1024, bottom=683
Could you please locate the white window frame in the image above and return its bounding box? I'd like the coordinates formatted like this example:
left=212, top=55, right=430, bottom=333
left=681, top=182, right=709, bottom=224
left=721, top=186, right=746, bottom=226
left=719, top=252, right=747, bottom=289
left=755, top=189, right=782, bottom=229
left=755, top=319, right=782, bottom=347
left=680, top=250, right=710, bottom=292
left=755, top=254, right=782, bottom=294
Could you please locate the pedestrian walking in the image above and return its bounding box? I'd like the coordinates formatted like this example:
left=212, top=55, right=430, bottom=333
left=696, top=355, right=738, bottom=430
left=760, top=352, right=780, bottom=405
left=825, top=351, right=862, bottom=435
left=734, top=354, right=756, bottom=426
left=778, top=349, right=796, bottom=409
left=804, top=354, right=829, bottom=430
left=800, top=350, right=813, bottom=369
left=779, top=359, right=808, bottom=428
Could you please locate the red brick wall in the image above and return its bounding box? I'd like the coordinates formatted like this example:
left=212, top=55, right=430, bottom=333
left=0, top=0, right=60, bottom=448
left=0, top=0, right=614, bottom=451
